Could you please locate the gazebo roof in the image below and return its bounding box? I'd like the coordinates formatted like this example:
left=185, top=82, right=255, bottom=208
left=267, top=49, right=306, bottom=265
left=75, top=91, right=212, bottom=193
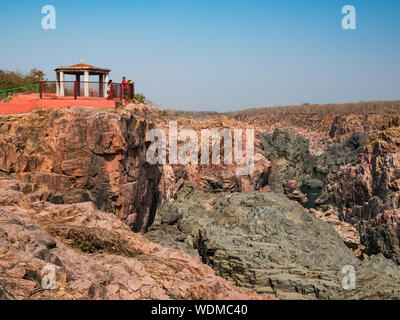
left=55, top=62, right=111, bottom=75
left=63, top=63, right=97, bottom=69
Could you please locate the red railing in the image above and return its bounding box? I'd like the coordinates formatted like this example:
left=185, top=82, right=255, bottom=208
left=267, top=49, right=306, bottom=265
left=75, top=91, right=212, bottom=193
left=39, top=81, right=135, bottom=101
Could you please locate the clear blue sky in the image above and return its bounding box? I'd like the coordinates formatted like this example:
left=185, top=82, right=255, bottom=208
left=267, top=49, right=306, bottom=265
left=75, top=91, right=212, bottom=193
left=1, top=0, right=399, bottom=111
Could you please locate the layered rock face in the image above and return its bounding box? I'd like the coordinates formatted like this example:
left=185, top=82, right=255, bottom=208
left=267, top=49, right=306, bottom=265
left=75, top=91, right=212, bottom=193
left=0, top=106, right=161, bottom=233
left=317, top=122, right=400, bottom=263
left=148, top=186, right=400, bottom=300
left=158, top=152, right=271, bottom=201
left=0, top=177, right=265, bottom=300
left=152, top=116, right=272, bottom=198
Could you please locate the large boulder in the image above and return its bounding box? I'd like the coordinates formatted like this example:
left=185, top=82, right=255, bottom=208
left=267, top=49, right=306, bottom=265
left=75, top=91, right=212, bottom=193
left=149, top=186, right=400, bottom=300
left=283, top=180, right=308, bottom=204
left=160, top=203, right=183, bottom=225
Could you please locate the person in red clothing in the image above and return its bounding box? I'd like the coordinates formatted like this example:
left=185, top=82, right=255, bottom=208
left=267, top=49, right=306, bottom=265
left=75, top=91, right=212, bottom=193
left=122, top=77, right=128, bottom=101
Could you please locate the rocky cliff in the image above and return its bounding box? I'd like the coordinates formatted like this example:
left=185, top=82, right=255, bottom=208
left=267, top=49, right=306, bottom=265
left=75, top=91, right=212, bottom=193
left=317, top=118, right=400, bottom=263
left=0, top=106, right=161, bottom=233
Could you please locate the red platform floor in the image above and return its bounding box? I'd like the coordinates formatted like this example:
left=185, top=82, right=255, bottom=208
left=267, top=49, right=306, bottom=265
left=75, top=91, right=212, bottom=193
left=0, top=93, right=115, bottom=115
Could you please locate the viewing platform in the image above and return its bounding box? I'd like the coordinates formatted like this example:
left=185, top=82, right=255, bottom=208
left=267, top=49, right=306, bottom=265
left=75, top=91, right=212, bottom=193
left=0, top=93, right=115, bottom=115
left=0, top=62, right=135, bottom=115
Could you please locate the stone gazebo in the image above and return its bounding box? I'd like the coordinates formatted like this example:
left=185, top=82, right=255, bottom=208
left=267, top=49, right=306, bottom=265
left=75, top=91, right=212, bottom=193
left=55, top=61, right=111, bottom=98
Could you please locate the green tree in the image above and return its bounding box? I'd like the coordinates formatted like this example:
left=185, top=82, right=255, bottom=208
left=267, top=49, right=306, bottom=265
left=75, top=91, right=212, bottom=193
left=0, top=68, right=46, bottom=91
left=134, top=93, right=146, bottom=103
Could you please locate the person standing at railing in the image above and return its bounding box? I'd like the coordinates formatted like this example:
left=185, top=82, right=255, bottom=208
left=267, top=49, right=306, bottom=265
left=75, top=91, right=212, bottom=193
left=127, top=78, right=133, bottom=100
left=122, top=77, right=128, bottom=102
left=107, top=80, right=113, bottom=100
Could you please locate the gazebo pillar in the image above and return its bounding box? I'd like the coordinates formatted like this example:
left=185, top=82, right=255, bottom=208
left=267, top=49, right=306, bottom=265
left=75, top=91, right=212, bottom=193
left=75, top=74, right=81, bottom=96
left=84, top=71, right=89, bottom=97
left=59, top=71, right=65, bottom=97
left=104, top=73, right=109, bottom=98
left=99, top=74, right=104, bottom=98
left=56, top=72, right=60, bottom=96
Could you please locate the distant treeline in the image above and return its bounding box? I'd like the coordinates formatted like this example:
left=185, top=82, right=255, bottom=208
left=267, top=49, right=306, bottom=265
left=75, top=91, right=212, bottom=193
left=159, top=100, right=400, bottom=120
left=226, top=100, right=400, bottom=119
left=0, top=69, right=45, bottom=91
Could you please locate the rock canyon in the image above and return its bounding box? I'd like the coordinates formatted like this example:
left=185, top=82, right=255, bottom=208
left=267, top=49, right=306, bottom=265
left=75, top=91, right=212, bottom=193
left=1, top=101, right=400, bottom=300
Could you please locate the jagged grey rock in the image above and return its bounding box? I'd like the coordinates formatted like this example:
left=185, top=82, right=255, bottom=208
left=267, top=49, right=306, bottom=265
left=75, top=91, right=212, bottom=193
left=259, top=129, right=313, bottom=192
left=316, top=132, right=367, bottom=175
left=150, top=186, right=400, bottom=300
left=160, top=203, right=183, bottom=226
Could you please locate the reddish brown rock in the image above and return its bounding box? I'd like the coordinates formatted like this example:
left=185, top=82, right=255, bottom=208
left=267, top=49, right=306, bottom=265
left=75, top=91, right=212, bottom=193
left=317, top=123, right=400, bottom=263
left=308, top=208, right=360, bottom=245
left=283, top=180, right=308, bottom=204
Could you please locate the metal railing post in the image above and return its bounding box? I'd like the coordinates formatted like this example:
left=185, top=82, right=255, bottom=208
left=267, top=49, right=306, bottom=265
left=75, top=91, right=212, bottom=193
left=39, top=81, right=43, bottom=99
left=129, top=83, right=134, bottom=100
left=74, top=81, right=78, bottom=100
